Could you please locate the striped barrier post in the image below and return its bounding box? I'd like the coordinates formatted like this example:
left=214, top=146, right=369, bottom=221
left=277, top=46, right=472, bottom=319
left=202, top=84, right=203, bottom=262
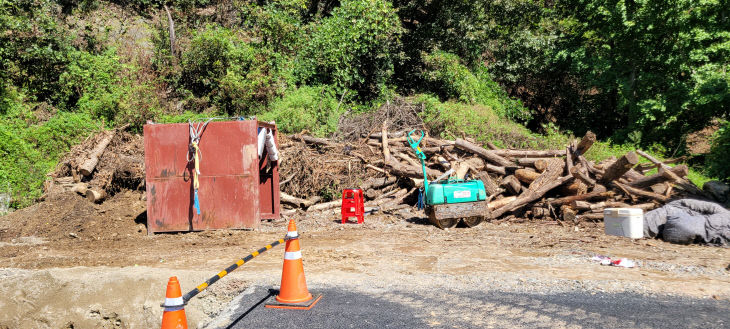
left=181, top=237, right=288, bottom=303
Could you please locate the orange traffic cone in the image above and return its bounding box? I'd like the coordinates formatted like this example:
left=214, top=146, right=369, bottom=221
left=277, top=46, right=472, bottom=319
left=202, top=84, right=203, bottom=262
left=161, top=276, right=187, bottom=329
left=266, top=220, right=322, bottom=310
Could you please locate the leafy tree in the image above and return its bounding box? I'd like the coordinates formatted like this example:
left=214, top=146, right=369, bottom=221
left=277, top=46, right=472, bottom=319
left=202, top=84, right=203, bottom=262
left=295, top=0, right=402, bottom=99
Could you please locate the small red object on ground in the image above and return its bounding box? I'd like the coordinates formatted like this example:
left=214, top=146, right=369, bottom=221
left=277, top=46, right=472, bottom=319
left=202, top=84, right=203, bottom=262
left=341, top=188, right=364, bottom=224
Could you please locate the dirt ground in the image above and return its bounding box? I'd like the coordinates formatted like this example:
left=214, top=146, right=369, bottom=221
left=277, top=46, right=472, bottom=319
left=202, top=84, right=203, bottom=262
left=0, top=191, right=729, bottom=328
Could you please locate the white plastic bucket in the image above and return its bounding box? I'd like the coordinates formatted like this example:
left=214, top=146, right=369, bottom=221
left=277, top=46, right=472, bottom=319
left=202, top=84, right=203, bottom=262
left=603, top=208, right=644, bottom=239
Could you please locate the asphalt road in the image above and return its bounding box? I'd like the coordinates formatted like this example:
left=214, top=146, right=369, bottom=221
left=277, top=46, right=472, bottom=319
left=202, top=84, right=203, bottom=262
left=206, top=286, right=729, bottom=329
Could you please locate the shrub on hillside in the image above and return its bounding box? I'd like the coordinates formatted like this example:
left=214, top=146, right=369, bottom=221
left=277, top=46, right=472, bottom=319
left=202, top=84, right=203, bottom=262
left=181, top=25, right=283, bottom=114
left=258, top=86, right=342, bottom=137
left=422, top=51, right=532, bottom=123
left=707, top=121, right=730, bottom=182
left=295, top=0, right=402, bottom=99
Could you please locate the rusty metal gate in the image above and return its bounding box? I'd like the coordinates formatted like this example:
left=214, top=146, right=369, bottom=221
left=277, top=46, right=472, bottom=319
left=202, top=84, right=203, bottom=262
left=144, top=120, right=280, bottom=233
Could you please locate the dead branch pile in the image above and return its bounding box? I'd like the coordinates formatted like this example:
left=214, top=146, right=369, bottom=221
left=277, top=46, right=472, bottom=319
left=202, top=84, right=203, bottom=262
left=45, top=127, right=144, bottom=204
left=285, top=129, right=715, bottom=222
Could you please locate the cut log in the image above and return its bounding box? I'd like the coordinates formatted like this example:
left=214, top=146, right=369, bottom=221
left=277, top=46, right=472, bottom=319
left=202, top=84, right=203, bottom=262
left=629, top=165, right=688, bottom=189
left=382, top=121, right=391, bottom=163
left=491, top=159, right=571, bottom=218
left=636, top=150, right=711, bottom=198
left=570, top=165, right=596, bottom=187
left=565, top=145, right=574, bottom=174
left=479, top=173, right=502, bottom=197
left=85, top=189, right=106, bottom=203
left=578, top=155, right=603, bottom=176
left=454, top=139, right=513, bottom=167
left=532, top=207, right=551, bottom=218
left=394, top=152, right=420, bottom=168
left=515, top=169, right=541, bottom=184
left=561, top=181, right=588, bottom=195
left=501, top=175, right=522, bottom=194
left=578, top=213, right=604, bottom=221
left=534, top=159, right=548, bottom=173
left=491, top=149, right=565, bottom=158
left=599, top=151, right=639, bottom=184
left=486, top=141, right=499, bottom=150
left=291, top=134, right=333, bottom=146
left=381, top=188, right=416, bottom=210
left=307, top=199, right=341, bottom=212
left=592, top=184, right=607, bottom=193
left=575, top=131, right=596, bottom=156
left=436, top=156, right=451, bottom=170
left=485, top=164, right=506, bottom=175
left=79, top=131, right=115, bottom=177
left=280, top=192, right=321, bottom=208
left=71, top=183, right=88, bottom=195
left=361, top=177, right=398, bottom=191
left=561, top=205, right=577, bottom=223
left=386, top=159, right=441, bottom=179
left=613, top=182, right=669, bottom=202
left=543, top=191, right=615, bottom=207
left=488, top=196, right=516, bottom=210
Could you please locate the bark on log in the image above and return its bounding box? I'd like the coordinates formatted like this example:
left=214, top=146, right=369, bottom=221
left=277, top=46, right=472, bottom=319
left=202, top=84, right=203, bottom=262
left=501, top=175, right=522, bottom=194
left=599, top=151, right=639, bottom=184
left=85, top=189, right=106, bottom=203
left=491, top=150, right=565, bottom=158
left=280, top=192, right=321, bottom=208
left=636, top=150, right=710, bottom=198
left=515, top=169, right=541, bottom=184
left=534, top=159, right=548, bottom=173
left=454, top=139, right=513, bottom=167
left=629, top=165, right=688, bottom=189
left=291, top=134, right=333, bottom=146
left=485, top=164, right=506, bottom=175
left=575, top=131, right=596, bottom=156
left=382, top=121, right=391, bottom=163
left=565, top=145, right=574, bottom=174
left=386, top=159, right=441, bottom=179
left=488, top=196, right=516, bottom=210
left=361, top=177, right=398, bottom=191
left=307, top=199, right=341, bottom=212
left=491, top=159, right=571, bottom=218
left=592, top=184, right=607, bottom=193
left=570, top=165, right=596, bottom=187
left=71, top=183, right=88, bottom=195
left=479, top=173, right=503, bottom=197
left=561, top=181, right=588, bottom=195
left=561, top=205, right=577, bottom=223
left=613, top=182, right=669, bottom=202
left=543, top=191, right=615, bottom=207
left=394, top=152, right=420, bottom=168
left=79, top=131, right=115, bottom=177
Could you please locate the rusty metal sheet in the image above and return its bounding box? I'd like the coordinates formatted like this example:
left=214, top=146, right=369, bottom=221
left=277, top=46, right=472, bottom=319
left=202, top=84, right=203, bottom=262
left=144, top=120, right=261, bottom=233
left=258, top=121, right=280, bottom=220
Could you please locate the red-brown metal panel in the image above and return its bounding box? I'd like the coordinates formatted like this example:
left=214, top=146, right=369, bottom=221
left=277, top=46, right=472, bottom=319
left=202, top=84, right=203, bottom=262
left=144, top=121, right=260, bottom=233
left=258, top=121, right=280, bottom=220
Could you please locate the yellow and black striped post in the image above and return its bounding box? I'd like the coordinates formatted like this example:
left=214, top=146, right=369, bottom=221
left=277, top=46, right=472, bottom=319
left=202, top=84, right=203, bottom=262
left=182, top=238, right=287, bottom=303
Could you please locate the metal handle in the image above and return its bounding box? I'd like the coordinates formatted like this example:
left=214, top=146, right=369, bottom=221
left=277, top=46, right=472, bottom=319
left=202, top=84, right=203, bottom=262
left=407, top=129, right=424, bottom=148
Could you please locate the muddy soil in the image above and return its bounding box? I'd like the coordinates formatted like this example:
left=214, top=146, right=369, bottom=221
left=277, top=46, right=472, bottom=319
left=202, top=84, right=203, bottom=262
left=0, top=193, right=728, bottom=328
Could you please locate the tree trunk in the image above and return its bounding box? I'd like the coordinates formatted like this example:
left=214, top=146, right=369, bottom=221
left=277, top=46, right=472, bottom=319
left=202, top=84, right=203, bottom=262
left=79, top=131, right=115, bottom=177
left=599, top=151, right=639, bottom=184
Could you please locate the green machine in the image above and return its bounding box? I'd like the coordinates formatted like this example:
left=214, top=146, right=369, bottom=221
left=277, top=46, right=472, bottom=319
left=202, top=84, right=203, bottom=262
left=408, top=130, right=490, bottom=229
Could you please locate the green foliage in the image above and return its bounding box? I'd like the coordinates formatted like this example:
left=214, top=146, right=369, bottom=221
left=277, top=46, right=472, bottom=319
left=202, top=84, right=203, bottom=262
left=707, top=121, right=730, bottom=182
left=59, top=49, right=160, bottom=129
left=0, top=0, right=74, bottom=103
left=258, top=86, right=343, bottom=137
left=295, top=0, right=402, bottom=99
left=181, top=25, right=283, bottom=114
left=553, top=0, right=730, bottom=145
left=0, top=98, right=100, bottom=208
left=421, top=51, right=532, bottom=123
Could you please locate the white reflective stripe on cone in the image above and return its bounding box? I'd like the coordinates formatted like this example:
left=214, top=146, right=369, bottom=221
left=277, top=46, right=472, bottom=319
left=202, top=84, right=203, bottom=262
left=165, top=296, right=184, bottom=306
left=284, top=251, right=302, bottom=260
left=286, top=231, right=298, bottom=238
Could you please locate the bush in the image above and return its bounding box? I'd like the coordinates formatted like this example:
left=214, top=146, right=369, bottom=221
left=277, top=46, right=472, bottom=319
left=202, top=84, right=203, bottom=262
left=0, top=104, right=100, bottom=208
left=181, top=25, right=283, bottom=114
left=707, top=121, right=730, bottom=182
left=295, top=0, right=402, bottom=99
left=422, top=51, right=532, bottom=123
left=258, top=86, right=342, bottom=137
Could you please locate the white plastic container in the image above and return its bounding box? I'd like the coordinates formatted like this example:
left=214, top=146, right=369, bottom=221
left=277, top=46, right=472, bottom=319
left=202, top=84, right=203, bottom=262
left=603, top=208, right=644, bottom=239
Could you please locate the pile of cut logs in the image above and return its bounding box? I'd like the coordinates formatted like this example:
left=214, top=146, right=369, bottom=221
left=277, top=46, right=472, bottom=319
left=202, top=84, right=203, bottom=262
left=283, top=125, right=710, bottom=222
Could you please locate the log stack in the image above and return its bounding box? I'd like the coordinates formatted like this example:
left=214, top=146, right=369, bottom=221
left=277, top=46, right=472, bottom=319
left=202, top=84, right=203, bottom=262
left=282, top=130, right=710, bottom=223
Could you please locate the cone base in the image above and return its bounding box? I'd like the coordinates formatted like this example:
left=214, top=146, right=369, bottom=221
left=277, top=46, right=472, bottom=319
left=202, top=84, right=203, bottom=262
left=265, top=293, right=322, bottom=310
